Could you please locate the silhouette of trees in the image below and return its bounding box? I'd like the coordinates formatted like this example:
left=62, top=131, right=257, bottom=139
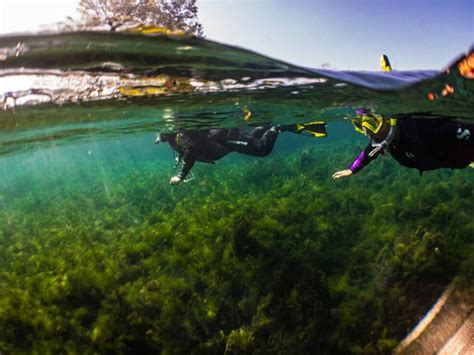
left=77, top=0, right=203, bottom=35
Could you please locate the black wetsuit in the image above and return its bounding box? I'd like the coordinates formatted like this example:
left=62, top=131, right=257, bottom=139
left=350, top=119, right=474, bottom=174
left=168, top=127, right=278, bottom=179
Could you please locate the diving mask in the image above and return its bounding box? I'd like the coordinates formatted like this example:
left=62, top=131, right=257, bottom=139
left=352, top=114, right=385, bottom=135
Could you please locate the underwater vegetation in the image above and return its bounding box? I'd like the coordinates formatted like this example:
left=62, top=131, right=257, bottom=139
left=0, top=139, right=473, bottom=354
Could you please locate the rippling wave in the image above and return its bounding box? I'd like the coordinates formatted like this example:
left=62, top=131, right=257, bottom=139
left=0, top=31, right=472, bottom=157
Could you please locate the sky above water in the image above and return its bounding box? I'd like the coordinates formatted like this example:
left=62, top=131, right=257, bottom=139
left=1, top=0, right=472, bottom=70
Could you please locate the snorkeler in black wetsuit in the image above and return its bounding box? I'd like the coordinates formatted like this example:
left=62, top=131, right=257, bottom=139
left=157, top=126, right=280, bottom=185
left=333, top=52, right=474, bottom=179
left=332, top=113, right=474, bottom=179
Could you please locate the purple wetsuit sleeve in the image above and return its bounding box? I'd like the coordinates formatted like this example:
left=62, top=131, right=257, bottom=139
left=350, top=151, right=366, bottom=173
left=349, top=143, right=380, bottom=174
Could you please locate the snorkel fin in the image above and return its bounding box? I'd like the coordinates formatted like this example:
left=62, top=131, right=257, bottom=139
left=380, top=54, right=392, bottom=72
left=283, top=121, right=327, bottom=138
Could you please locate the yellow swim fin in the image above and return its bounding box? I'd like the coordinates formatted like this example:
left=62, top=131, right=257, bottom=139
left=380, top=54, right=392, bottom=72
left=284, top=121, right=327, bottom=138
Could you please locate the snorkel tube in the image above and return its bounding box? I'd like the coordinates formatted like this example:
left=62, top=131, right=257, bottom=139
left=368, top=118, right=398, bottom=157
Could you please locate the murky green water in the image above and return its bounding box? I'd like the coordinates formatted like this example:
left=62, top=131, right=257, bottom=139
left=0, top=32, right=473, bottom=353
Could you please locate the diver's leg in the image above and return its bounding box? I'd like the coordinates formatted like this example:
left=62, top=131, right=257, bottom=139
left=248, top=126, right=272, bottom=139
left=224, top=127, right=278, bottom=157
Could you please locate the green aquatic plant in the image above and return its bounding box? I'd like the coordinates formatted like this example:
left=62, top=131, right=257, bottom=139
left=0, top=139, right=472, bottom=353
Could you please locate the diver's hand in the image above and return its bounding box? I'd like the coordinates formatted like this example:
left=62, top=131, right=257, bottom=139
left=170, top=176, right=183, bottom=185
left=332, top=169, right=353, bottom=180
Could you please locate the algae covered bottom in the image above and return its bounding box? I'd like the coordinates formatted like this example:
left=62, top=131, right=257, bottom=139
left=0, top=31, right=473, bottom=353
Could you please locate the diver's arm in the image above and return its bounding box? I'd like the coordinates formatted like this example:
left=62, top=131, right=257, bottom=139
left=351, top=143, right=382, bottom=173
left=333, top=143, right=379, bottom=180
left=353, top=142, right=383, bottom=172
left=170, top=134, right=197, bottom=185
left=177, top=151, right=196, bottom=180
left=349, top=150, right=369, bottom=174
left=171, top=157, right=195, bottom=184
